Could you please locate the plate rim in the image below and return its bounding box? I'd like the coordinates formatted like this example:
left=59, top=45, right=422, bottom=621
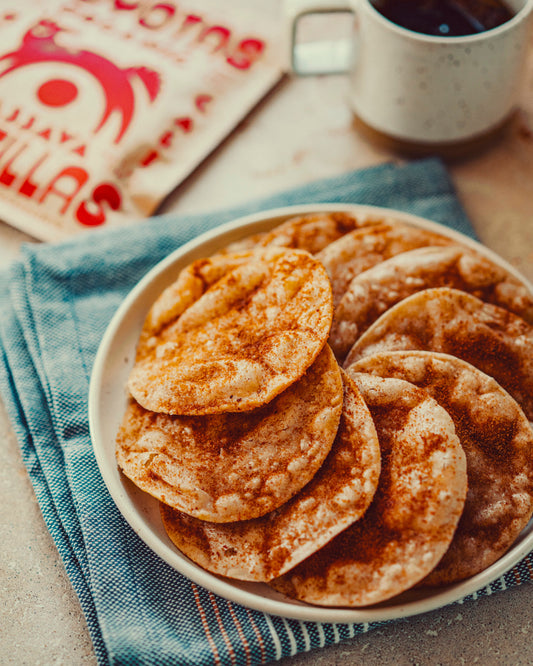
left=88, top=202, right=533, bottom=623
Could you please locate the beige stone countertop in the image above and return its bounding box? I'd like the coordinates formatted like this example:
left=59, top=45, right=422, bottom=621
left=2, top=37, right=533, bottom=666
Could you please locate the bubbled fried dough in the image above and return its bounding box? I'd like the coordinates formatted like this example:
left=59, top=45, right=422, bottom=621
left=316, top=222, right=453, bottom=307
left=344, top=287, right=533, bottom=420
left=137, top=252, right=257, bottom=356
left=128, top=247, right=333, bottom=415
left=223, top=211, right=384, bottom=255
left=329, top=245, right=533, bottom=361
left=348, top=351, right=533, bottom=585
left=117, top=345, right=343, bottom=523
left=159, top=370, right=380, bottom=582
left=270, top=374, right=467, bottom=607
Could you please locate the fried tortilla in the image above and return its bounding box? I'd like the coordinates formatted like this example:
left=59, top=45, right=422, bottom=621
left=129, top=247, right=333, bottom=415
left=271, top=373, right=467, bottom=606
left=137, top=252, right=257, bottom=356
left=348, top=351, right=533, bottom=585
left=345, top=287, right=533, bottom=420
left=117, top=346, right=343, bottom=523
left=224, top=211, right=383, bottom=255
left=316, top=222, right=452, bottom=307
left=329, top=245, right=533, bottom=362
left=160, top=370, right=380, bottom=581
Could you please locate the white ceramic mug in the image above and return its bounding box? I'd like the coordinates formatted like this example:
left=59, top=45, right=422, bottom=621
left=284, top=0, right=533, bottom=154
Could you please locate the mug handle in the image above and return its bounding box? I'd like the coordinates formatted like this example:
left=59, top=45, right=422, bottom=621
left=283, top=0, right=355, bottom=75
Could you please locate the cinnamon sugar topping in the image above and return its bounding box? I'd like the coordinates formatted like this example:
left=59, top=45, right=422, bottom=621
left=115, top=211, right=533, bottom=606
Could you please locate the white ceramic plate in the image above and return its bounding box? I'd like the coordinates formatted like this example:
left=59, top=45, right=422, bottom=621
left=88, top=204, right=533, bottom=623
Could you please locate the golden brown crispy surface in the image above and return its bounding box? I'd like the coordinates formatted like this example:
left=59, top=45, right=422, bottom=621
left=317, top=222, right=453, bottom=307
left=349, top=350, right=533, bottom=585
left=116, top=211, right=533, bottom=604
left=330, top=245, right=533, bottom=361
left=138, top=252, right=256, bottom=351
left=117, top=345, right=343, bottom=523
left=270, top=373, right=467, bottom=606
left=345, top=287, right=533, bottom=420
left=128, top=247, right=333, bottom=415
left=223, top=211, right=384, bottom=255
left=159, top=370, right=380, bottom=581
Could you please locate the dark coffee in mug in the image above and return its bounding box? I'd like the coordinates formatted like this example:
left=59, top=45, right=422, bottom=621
left=372, top=0, right=514, bottom=36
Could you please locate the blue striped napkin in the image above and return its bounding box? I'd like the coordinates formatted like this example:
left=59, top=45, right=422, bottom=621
left=1, top=157, right=532, bottom=665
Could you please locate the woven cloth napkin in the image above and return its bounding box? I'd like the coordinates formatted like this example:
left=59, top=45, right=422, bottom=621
left=1, top=157, right=532, bottom=666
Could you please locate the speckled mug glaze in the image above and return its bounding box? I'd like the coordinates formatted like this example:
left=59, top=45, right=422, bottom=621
left=286, top=0, right=533, bottom=147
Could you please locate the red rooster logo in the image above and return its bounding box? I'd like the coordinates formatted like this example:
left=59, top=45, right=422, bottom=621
left=0, top=20, right=161, bottom=143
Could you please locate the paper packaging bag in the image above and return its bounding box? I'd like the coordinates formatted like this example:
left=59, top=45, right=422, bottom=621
left=0, top=0, right=283, bottom=241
